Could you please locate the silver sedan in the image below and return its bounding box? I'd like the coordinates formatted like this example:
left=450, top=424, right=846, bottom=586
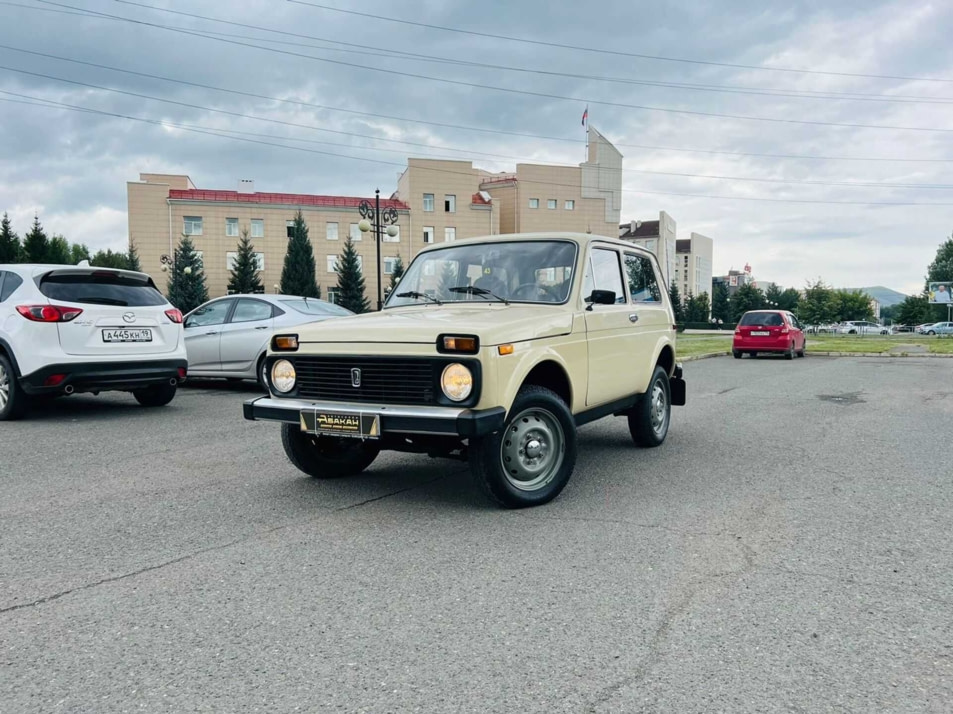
left=184, top=294, right=353, bottom=387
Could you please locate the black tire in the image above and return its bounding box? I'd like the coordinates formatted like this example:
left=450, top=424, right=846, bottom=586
left=798, top=340, right=806, bottom=358
left=281, top=423, right=379, bottom=478
left=469, top=385, right=577, bottom=509
left=133, top=383, right=177, bottom=407
left=0, top=353, right=27, bottom=421
left=628, top=365, right=672, bottom=448
left=257, top=355, right=269, bottom=392
left=785, top=342, right=795, bottom=360
left=732, top=349, right=742, bottom=359
left=749, top=351, right=757, bottom=358
left=928, top=330, right=936, bottom=335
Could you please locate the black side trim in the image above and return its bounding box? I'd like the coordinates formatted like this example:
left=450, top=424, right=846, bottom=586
left=0, top=337, right=20, bottom=377
left=574, top=394, right=639, bottom=427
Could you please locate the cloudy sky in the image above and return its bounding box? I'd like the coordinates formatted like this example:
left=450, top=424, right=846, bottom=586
left=1, top=0, right=952, bottom=294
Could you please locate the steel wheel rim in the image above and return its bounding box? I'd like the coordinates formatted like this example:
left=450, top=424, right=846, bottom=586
left=499, top=407, right=565, bottom=492
left=0, top=363, right=8, bottom=410
left=650, top=380, right=668, bottom=437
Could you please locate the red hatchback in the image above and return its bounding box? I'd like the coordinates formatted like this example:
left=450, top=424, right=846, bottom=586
left=733, top=310, right=806, bottom=359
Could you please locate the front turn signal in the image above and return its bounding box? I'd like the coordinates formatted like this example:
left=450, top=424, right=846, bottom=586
left=272, top=334, right=299, bottom=351
left=438, top=334, right=479, bottom=354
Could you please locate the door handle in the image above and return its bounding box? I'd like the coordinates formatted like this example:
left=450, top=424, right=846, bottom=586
left=205, top=331, right=218, bottom=335
left=628, top=313, right=639, bottom=323
left=255, top=325, right=269, bottom=330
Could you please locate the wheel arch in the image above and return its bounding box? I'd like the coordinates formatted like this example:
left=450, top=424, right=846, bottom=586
left=655, top=344, right=675, bottom=377
left=0, top=337, right=21, bottom=377
left=518, top=360, right=573, bottom=409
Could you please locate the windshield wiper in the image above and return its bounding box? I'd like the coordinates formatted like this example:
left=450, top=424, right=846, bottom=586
left=395, top=291, right=442, bottom=305
left=448, top=285, right=510, bottom=305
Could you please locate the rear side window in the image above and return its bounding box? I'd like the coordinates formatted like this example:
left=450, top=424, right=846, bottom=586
left=740, top=312, right=784, bottom=327
left=39, top=271, right=167, bottom=306
left=0, top=271, right=22, bottom=302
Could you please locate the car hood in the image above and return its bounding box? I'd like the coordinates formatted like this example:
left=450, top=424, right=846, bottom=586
left=295, top=304, right=574, bottom=346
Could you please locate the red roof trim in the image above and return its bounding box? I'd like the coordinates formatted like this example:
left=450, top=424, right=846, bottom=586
left=168, top=189, right=409, bottom=210
left=471, top=192, right=491, bottom=205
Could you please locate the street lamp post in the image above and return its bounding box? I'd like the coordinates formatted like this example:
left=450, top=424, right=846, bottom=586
left=358, top=189, right=399, bottom=311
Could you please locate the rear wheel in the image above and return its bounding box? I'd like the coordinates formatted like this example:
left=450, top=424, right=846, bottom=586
left=749, top=351, right=757, bottom=358
left=628, top=365, right=671, bottom=448
left=133, top=383, right=177, bottom=407
left=469, top=385, right=576, bottom=508
left=281, top=424, right=379, bottom=478
left=928, top=330, right=936, bottom=335
left=785, top=342, right=795, bottom=360
left=732, top=349, right=742, bottom=359
left=0, top=354, right=27, bottom=421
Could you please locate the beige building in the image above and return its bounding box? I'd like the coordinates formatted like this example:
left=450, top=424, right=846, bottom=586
left=127, top=127, right=624, bottom=307
left=618, top=211, right=678, bottom=287
left=675, top=232, right=714, bottom=299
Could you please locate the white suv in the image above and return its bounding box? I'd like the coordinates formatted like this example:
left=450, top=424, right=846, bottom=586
left=0, top=264, right=188, bottom=420
left=838, top=320, right=890, bottom=335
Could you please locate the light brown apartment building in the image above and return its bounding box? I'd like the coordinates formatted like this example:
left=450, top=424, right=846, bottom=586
left=127, top=127, right=623, bottom=307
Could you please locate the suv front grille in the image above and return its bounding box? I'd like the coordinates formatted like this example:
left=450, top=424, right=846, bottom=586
left=294, top=357, right=436, bottom=405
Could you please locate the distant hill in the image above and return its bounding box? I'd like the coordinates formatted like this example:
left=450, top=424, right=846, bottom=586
left=845, top=286, right=909, bottom=307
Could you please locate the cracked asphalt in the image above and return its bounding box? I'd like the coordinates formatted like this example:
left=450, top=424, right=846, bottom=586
left=2, top=355, right=952, bottom=713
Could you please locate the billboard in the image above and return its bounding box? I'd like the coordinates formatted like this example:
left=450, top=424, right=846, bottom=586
left=928, top=282, right=952, bottom=304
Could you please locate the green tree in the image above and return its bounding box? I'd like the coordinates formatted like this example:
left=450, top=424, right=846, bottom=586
left=835, top=290, right=874, bottom=321
left=335, top=237, right=370, bottom=313
left=0, top=212, right=20, bottom=263
left=897, top=294, right=932, bottom=326
left=126, top=240, right=142, bottom=271
left=47, top=235, right=72, bottom=264
left=926, top=235, right=953, bottom=321
left=690, top=291, right=711, bottom=322
left=91, top=249, right=130, bottom=269
left=388, top=255, right=405, bottom=294
left=778, top=287, right=801, bottom=312
left=729, top=282, right=765, bottom=321
left=436, top=259, right=459, bottom=301
left=711, top=281, right=730, bottom=323
left=227, top=227, right=263, bottom=295
left=764, top=283, right=783, bottom=307
left=800, top=279, right=838, bottom=325
left=166, top=235, right=208, bottom=313
left=669, top=282, right=683, bottom=322
left=21, top=215, right=50, bottom=263
left=70, top=243, right=90, bottom=264
left=280, top=210, right=320, bottom=298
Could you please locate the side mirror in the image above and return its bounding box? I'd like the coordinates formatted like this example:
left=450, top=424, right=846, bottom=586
left=589, top=289, right=617, bottom=306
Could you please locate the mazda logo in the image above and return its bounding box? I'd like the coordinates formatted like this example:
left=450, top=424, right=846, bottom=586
left=350, top=368, right=361, bottom=388
left=122, top=312, right=136, bottom=323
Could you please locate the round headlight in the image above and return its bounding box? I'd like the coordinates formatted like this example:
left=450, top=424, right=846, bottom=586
left=271, top=359, right=296, bottom=393
left=441, top=363, right=473, bottom=402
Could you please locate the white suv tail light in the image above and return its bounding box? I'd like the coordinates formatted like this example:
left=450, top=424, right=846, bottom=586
left=16, top=305, right=84, bottom=322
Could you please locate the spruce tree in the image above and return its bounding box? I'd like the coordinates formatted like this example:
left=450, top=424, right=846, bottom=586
left=436, top=260, right=459, bottom=301
left=711, top=282, right=730, bottom=323
left=47, top=235, right=72, bottom=264
left=0, top=212, right=20, bottom=263
left=70, top=243, right=90, bottom=264
left=126, top=240, right=142, bottom=271
left=280, top=210, right=320, bottom=298
left=22, top=215, right=50, bottom=263
left=669, top=282, right=683, bottom=323
left=388, top=255, right=404, bottom=292
left=335, top=237, right=370, bottom=314
left=166, top=235, right=209, bottom=313
left=228, top=227, right=263, bottom=295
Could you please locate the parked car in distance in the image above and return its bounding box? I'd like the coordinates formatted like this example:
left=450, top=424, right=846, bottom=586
left=837, top=320, right=890, bottom=335
left=0, top=263, right=187, bottom=420
left=803, top=323, right=837, bottom=334
left=733, top=309, right=806, bottom=359
left=922, top=321, right=953, bottom=335
left=184, top=294, right=353, bottom=388
left=915, top=323, right=934, bottom=334
left=243, top=232, right=686, bottom=509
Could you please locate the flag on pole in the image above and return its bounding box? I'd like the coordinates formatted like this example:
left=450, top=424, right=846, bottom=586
left=581, top=106, right=588, bottom=126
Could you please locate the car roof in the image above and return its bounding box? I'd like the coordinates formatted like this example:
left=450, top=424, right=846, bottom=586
left=413, top=232, right=655, bottom=256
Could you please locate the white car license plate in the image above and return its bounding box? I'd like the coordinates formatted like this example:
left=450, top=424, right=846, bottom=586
left=751, top=330, right=770, bottom=336
left=102, top=328, right=153, bottom=343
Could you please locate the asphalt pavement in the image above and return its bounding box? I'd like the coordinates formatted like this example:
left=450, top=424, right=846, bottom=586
left=1, top=355, right=951, bottom=713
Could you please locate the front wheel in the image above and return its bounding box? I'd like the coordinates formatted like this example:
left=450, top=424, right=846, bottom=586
left=133, top=382, right=177, bottom=407
left=469, top=385, right=577, bottom=508
left=928, top=330, right=936, bottom=335
left=281, top=424, right=379, bottom=478
left=798, top=340, right=806, bottom=358
left=628, top=365, right=671, bottom=448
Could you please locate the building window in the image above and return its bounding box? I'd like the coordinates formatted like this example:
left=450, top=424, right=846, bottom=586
left=251, top=219, right=264, bottom=238
left=382, top=225, right=400, bottom=243
left=444, top=195, right=456, bottom=213
left=564, top=200, right=575, bottom=210
left=684, top=255, right=689, bottom=266
left=349, top=223, right=361, bottom=241
left=423, top=193, right=434, bottom=212
left=226, top=251, right=264, bottom=271
left=327, top=255, right=338, bottom=273
left=529, top=198, right=539, bottom=209
left=547, top=199, right=557, bottom=210
left=383, top=257, right=397, bottom=275
left=225, top=217, right=239, bottom=237
left=326, top=222, right=339, bottom=240
left=286, top=220, right=296, bottom=239
left=327, top=287, right=340, bottom=304
left=183, top=216, right=203, bottom=236
left=423, top=226, right=434, bottom=244
left=445, top=227, right=456, bottom=242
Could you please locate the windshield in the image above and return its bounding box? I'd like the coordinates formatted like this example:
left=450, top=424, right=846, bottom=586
left=385, top=240, right=577, bottom=308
